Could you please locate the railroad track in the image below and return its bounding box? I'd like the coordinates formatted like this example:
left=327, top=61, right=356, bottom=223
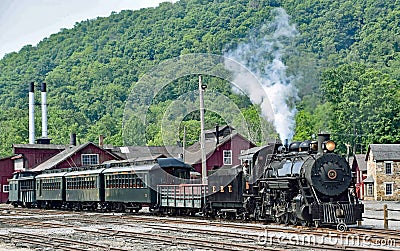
left=1, top=206, right=399, bottom=250
left=7, top=231, right=129, bottom=251
left=76, top=228, right=274, bottom=251
left=48, top=213, right=400, bottom=250
left=97, top=214, right=400, bottom=250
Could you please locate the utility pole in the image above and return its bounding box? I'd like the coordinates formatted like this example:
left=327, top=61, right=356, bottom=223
left=182, top=126, right=186, bottom=161
left=199, top=75, right=207, bottom=185
left=345, top=143, right=351, bottom=163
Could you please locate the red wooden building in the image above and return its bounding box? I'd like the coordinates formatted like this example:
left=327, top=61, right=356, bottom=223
left=0, top=155, right=21, bottom=203
left=184, top=126, right=256, bottom=174
left=0, top=142, right=121, bottom=203
left=349, top=154, right=367, bottom=199
left=31, top=142, right=122, bottom=171
left=13, top=144, right=67, bottom=170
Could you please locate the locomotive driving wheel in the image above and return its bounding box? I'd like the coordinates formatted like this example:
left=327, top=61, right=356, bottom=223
left=281, top=213, right=289, bottom=225
left=289, top=213, right=298, bottom=225
left=274, top=214, right=280, bottom=223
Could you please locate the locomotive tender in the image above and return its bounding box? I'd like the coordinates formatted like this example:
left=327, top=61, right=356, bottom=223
left=8, top=134, right=363, bottom=229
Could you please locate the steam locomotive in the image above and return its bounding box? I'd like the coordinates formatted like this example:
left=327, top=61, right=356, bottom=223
left=8, top=134, right=363, bottom=229
left=241, top=133, right=363, bottom=228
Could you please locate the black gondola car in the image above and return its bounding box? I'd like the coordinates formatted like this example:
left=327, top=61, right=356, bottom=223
left=205, top=166, right=245, bottom=218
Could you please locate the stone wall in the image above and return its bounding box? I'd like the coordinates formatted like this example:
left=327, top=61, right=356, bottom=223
left=365, top=150, right=400, bottom=200
left=375, top=161, right=400, bottom=201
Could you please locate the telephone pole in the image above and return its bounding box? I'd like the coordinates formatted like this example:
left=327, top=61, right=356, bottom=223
left=199, top=75, right=207, bottom=184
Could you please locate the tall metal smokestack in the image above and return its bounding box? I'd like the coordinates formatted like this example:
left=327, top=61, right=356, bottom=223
left=41, top=83, right=48, bottom=138
left=29, top=82, right=35, bottom=144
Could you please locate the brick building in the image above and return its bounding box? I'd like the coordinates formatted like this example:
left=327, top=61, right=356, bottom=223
left=364, top=144, right=400, bottom=201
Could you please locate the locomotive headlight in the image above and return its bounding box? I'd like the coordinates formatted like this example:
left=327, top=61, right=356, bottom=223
left=324, top=140, right=336, bottom=151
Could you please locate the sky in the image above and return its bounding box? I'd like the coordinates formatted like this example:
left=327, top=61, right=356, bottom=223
left=0, top=0, right=174, bottom=59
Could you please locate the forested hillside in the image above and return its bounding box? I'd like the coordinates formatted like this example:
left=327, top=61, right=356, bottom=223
left=0, top=0, right=399, bottom=157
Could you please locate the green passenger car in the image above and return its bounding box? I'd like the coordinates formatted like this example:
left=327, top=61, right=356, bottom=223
left=35, top=171, right=67, bottom=208
left=103, top=165, right=154, bottom=211
left=8, top=171, right=37, bottom=208
left=65, top=168, right=105, bottom=210
left=102, top=158, right=193, bottom=212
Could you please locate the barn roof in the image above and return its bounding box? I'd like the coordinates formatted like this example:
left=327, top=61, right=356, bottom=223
left=184, top=133, right=254, bottom=165
left=366, top=144, right=400, bottom=161
left=13, top=143, right=67, bottom=150
left=30, top=142, right=120, bottom=171
left=110, top=146, right=182, bottom=160
left=204, top=125, right=235, bottom=135
left=349, top=154, right=367, bottom=171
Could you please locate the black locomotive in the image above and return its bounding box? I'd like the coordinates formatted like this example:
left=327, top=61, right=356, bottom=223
left=241, top=134, right=363, bottom=228
left=8, top=134, right=363, bottom=229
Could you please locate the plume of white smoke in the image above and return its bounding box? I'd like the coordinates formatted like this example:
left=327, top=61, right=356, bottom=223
left=224, top=8, right=299, bottom=142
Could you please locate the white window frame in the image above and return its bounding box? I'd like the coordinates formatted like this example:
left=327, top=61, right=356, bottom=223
left=81, top=154, right=99, bottom=166
left=2, top=185, right=9, bottom=193
left=384, top=182, right=394, bottom=196
left=223, top=150, right=232, bottom=166
left=240, top=150, right=245, bottom=165
left=384, top=162, right=393, bottom=175
left=366, top=183, right=373, bottom=197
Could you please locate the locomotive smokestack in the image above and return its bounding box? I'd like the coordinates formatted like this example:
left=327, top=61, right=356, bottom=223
left=29, top=82, right=35, bottom=144
left=41, top=83, right=48, bottom=138
left=318, top=133, right=330, bottom=154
